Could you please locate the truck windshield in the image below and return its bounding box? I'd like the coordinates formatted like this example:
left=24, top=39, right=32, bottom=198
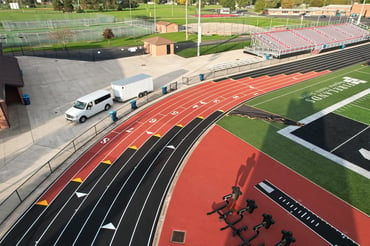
left=73, top=100, right=87, bottom=110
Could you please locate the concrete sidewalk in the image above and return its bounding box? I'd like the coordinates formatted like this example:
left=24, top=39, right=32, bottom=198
left=0, top=50, right=260, bottom=206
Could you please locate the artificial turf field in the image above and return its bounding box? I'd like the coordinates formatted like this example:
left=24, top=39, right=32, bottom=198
left=217, top=63, right=370, bottom=215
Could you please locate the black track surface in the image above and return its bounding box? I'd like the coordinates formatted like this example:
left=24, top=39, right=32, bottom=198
left=228, top=43, right=370, bottom=80
left=256, top=180, right=359, bottom=246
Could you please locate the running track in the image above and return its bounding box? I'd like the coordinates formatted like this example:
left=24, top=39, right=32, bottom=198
left=0, top=70, right=331, bottom=245
left=158, top=125, right=370, bottom=245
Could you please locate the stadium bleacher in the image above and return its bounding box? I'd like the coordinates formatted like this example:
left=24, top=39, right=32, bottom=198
left=248, top=23, right=370, bottom=57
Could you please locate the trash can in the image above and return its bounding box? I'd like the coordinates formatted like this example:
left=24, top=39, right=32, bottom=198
left=162, top=86, right=167, bottom=95
left=23, top=94, right=30, bottom=105
left=199, top=74, right=204, bottom=81
left=109, top=110, right=118, bottom=122
left=130, top=99, right=137, bottom=110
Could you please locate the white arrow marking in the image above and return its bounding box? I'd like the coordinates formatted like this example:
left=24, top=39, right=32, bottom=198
left=359, top=148, right=370, bottom=160
left=102, top=223, right=116, bottom=230
left=213, top=99, right=220, bottom=103
left=192, top=105, right=199, bottom=108
left=166, top=145, right=176, bottom=149
left=232, top=95, right=239, bottom=99
left=126, top=127, right=134, bottom=133
left=146, top=130, right=153, bottom=135
left=249, top=85, right=255, bottom=89
left=76, top=192, right=87, bottom=198
left=200, top=101, right=206, bottom=104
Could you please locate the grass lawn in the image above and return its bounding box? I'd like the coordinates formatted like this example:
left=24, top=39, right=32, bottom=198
left=176, top=40, right=250, bottom=57
left=217, top=64, right=370, bottom=215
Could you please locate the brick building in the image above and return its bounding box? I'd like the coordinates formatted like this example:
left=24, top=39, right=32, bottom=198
left=142, top=37, right=175, bottom=56
left=156, top=21, right=179, bottom=33
left=0, top=44, right=25, bottom=129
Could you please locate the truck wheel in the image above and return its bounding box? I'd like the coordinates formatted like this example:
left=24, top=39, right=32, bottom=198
left=104, top=104, right=111, bottom=111
left=143, top=91, right=148, bottom=96
left=138, top=92, right=144, bottom=98
left=79, top=116, right=87, bottom=123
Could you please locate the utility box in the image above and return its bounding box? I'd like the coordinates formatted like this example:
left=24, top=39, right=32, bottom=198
left=111, top=74, right=154, bottom=102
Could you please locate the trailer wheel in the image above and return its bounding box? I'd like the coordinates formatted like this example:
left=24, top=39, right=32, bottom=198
left=143, top=91, right=148, bottom=96
left=104, top=104, right=111, bottom=111
left=138, top=92, right=144, bottom=98
left=79, top=116, right=87, bottom=123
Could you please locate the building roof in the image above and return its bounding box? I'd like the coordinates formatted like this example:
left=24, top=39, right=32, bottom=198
left=156, top=21, right=176, bottom=26
left=0, top=55, right=24, bottom=100
left=142, top=36, right=176, bottom=45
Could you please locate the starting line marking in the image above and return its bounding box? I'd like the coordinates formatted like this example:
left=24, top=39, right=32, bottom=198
left=255, top=180, right=359, bottom=246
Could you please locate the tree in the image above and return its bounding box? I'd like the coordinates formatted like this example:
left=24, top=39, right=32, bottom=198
left=265, top=0, right=279, bottom=8
left=235, top=0, right=249, bottom=9
left=53, top=0, right=63, bottom=11
left=310, top=0, right=324, bottom=7
left=102, top=28, right=115, bottom=45
left=220, top=0, right=235, bottom=10
left=63, top=0, right=74, bottom=12
left=104, top=0, right=118, bottom=9
left=79, top=0, right=89, bottom=10
left=118, top=0, right=139, bottom=9
left=48, top=29, right=75, bottom=48
left=281, top=0, right=295, bottom=8
left=28, top=0, right=36, bottom=7
left=254, top=0, right=265, bottom=12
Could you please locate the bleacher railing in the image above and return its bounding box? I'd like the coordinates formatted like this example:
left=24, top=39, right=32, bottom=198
left=181, top=52, right=313, bottom=85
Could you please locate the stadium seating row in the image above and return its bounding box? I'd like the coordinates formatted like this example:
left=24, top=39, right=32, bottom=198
left=252, top=23, right=370, bottom=56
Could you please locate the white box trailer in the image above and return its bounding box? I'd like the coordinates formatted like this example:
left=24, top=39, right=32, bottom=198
left=111, top=74, right=154, bottom=102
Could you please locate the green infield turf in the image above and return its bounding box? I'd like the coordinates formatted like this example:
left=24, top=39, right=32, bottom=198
left=335, top=93, right=370, bottom=125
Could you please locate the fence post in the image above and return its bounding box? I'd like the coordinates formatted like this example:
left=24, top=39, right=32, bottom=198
left=72, top=141, right=76, bottom=152
left=15, top=190, right=22, bottom=202
left=47, top=161, right=52, bottom=173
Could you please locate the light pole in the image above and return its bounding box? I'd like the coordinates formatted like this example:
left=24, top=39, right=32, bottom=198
left=154, top=0, right=157, bottom=33
left=197, top=0, right=201, bottom=57
left=185, top=0, right=188, bottom=40
left=129, top=0, right=132, bottom=24
left=18, top=35, right=24, bottom=56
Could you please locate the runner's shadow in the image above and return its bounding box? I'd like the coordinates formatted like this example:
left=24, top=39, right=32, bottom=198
left=235, top=153, right=257, bottom=188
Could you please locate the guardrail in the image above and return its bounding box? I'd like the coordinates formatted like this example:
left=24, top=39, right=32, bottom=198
left=0, top=81, right=178, bottom=230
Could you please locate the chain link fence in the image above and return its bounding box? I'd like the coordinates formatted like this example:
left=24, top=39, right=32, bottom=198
left=0, top=18, right=154, bottom=48
left=2, top=14, right=115, bottom=30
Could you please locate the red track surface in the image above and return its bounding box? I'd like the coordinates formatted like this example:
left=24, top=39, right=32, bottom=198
left=158, top=125, right=370, bottom=246
left=37, top=71, right=330, bottom=205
